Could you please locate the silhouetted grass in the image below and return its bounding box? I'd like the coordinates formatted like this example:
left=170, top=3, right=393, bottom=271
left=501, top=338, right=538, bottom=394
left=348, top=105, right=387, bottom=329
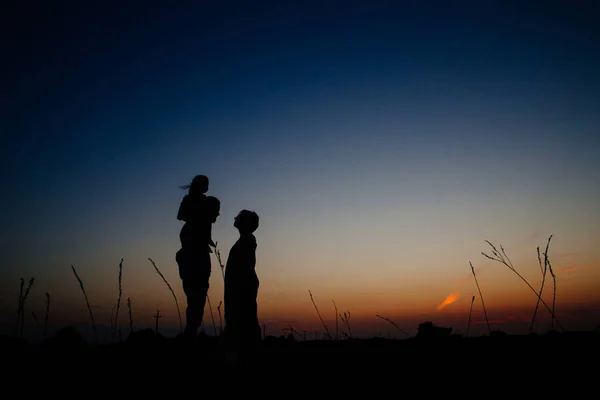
left=283, top=324, right=306, bottom=340
left=154, top=309, right=161, bottom=333
left=340, top=311, right=352, bottom=339
left=217, top=301, right=223, bottom=335
left=547, top=257, right=557, bottom=329
left=332, top=300, right=339, bottom=340
left=7, top=235, right=595, bottom=347
left=19, top=277, right=34, bottom=337
left=308, top=290, right=332, bottom=339
left=206, top=294, right=217, bottom=336
left=214, top=241, right=226, bottom=281
left=112, top=258, right=124, bottom=342
left=376, top=314, right=411, bottom=337
left=466, top=295, right=475, bottom=337
left=44, top=292, right=51, bottom=338
left=470, top=262, right=491, bottom=335
left=71, top=265, right=98, bottom=343
left=148, top=257, right=183, bottom=333
left=531, top=238, right=551, bottom=332
left=127, top=297, right=133, bottom=334
left=481, top=237, right=564, bottom=332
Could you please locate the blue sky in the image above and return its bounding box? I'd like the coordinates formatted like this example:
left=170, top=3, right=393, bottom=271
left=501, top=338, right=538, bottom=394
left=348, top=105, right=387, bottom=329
left=1, top=1, right=599, bottom=339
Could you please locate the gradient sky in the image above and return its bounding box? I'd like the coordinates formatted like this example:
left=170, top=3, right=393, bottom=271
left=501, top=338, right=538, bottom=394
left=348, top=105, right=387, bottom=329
left=2, top=1, right=599, bottom=341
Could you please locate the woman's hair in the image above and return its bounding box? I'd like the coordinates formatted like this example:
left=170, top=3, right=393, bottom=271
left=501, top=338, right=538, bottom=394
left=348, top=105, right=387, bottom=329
left=180, top=175, right=209, bottom=195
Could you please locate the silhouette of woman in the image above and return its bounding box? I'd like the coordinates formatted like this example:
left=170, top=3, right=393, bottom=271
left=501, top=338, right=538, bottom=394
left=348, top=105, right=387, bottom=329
left=176, top=175, right=220, bottom=338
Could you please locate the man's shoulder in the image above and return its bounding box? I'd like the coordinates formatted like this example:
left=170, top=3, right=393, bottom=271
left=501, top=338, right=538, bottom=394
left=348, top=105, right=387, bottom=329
left=241, top=234, right=256, bottom=243
left=231, top=235, right=256, bottom=250
left=241, top=236, right=257, bottom=252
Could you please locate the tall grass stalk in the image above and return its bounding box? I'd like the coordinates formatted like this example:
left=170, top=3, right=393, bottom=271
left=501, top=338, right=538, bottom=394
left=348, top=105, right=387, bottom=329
left=547, top=258, right=557, bottom=329
left=148, top=258, right=183, bottom=333
left=283, top=324, right=305, bottom=340
left=44, top=292, right=51, bottom=338
left=71, top=265, right=98, bottom=343
left=206, top=293, right=217, bottom=336
left=466, top=295, right=475, bottom=337
left=332, top=300, right=339, bottom=340
left=15, top=278, right=24, bottom=336
left=530, top=239, right=550, bottom=333
left=214, top=241, right=226, bottom=281
left=217, top=301, right=223, bottom=335
left=112, top=258, right=124, bottom=342
left=481, top=237, right=564, bottom=332
left=308, top=290, right=331, bottom=339
left=340, top=311, right=352, bottom=339
left=376, top=314, right=411, bottom=337
left=470, top=262, right=491, bottom=335
left=154, top=309, right=161, bottom=333
left=127, top=297, right=133, bottom=334
left=19, top=278, right=35, bottom=337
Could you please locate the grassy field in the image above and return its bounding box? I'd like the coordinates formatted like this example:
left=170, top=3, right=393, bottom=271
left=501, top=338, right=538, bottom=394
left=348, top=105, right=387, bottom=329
left=2, top=329, right=597, bottom=397
left=4, top=327, right=598, bottom=366
left=5, top=236, right=598, bottom=390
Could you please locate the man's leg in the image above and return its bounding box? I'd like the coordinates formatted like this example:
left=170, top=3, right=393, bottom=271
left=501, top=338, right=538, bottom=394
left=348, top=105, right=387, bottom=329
left=223, top=282, right=243, bottom=363
left=238, top=288, right=261, bottom=364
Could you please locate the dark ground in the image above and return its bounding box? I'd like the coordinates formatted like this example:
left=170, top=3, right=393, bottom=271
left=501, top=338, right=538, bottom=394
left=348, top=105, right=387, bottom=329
left=3, top=328, right=598, bottom=392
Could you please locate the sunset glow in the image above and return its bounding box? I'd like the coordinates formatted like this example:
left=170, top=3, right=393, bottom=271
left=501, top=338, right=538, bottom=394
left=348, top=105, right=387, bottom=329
left=2, top=2, right=599, bottom=342
left=437, top=293, right=460, bottom=311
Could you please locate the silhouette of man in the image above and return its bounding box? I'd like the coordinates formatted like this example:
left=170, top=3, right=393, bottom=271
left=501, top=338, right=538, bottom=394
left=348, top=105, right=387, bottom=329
left=223, top=210, right=261, bottom=363
left=175, top=175, right=220, bottom=339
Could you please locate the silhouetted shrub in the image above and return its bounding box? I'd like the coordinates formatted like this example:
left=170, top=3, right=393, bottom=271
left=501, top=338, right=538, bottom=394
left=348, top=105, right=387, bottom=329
left=416, top=321, right=452, bottom=338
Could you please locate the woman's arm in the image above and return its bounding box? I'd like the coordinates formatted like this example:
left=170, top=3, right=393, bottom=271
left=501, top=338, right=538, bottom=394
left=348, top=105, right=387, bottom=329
left=177, top=195, right=190, bottom=221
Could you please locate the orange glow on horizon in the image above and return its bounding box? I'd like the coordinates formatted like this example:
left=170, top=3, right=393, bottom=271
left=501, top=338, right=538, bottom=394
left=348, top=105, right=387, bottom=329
left=437, top=293, right=459, bottom=311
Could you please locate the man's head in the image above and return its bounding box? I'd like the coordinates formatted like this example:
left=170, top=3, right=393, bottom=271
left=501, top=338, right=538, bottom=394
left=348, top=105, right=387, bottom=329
left=233, top=210, right=259, bottom=234
left=204, top=196, right=220, bottom=223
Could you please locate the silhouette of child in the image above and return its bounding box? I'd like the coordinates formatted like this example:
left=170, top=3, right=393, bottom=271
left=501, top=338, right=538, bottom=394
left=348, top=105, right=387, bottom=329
left=223, top=209, right=261, bottom=363
left=176, top=175, right=220, bottom=338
